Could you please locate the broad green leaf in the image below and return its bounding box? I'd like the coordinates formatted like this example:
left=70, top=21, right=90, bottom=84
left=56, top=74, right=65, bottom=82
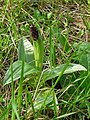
left=4, top=60, right=38, bottom=85
left=18, top=37, right=35, bottom=66
left=79, top=54, right=90, bottom=71
left=42, top=63, right=87, bottom=81
left=79, top=42, right=90, bottom=71
left=28, top=89, right=59, bottom=112
left=73, top=42, right=90, bottom=93
left=74, top=42, right=90, bottom=71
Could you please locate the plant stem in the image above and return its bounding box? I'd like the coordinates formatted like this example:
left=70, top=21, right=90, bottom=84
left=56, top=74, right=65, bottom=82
left=11, top=62, right=15, bottom=120
left=18, top=61, right=24, bottom=114
left=33, top=37, right=44, bottom=70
